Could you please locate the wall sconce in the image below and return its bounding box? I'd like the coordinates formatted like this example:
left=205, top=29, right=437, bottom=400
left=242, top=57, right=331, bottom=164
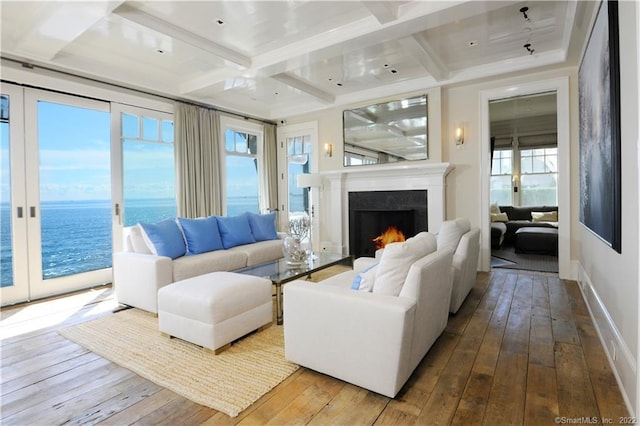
left=454, top=125, right=464, bottom=146
left=512, top=174, right=519, bottom=193
left=324, top=143, right=333, bottom=157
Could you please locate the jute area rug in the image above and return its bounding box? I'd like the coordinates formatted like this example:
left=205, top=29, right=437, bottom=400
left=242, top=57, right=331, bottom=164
left=59, top=309, right=298, bottom=417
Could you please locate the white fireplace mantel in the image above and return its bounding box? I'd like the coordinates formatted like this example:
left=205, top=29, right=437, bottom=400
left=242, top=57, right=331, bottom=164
left=319, top=161, right=454, bottom=253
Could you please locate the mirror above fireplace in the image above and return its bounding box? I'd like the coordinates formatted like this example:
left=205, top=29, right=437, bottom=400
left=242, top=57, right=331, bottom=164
left=343, top=94, right=428, bottom=167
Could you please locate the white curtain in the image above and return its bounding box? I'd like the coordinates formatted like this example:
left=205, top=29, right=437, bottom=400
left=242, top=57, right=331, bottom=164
left=263, top=123, right=279, bottom=213
left=174, top=103, right=222, bottom=218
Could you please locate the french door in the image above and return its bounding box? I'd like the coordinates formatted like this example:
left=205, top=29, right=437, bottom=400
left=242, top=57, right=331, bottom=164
left=277, top=121, right=319, bottom=249
left=1, top=85, right=112, bottom=305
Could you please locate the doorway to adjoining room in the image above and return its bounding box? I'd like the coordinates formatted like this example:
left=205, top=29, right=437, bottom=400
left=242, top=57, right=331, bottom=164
left=488, top=92, right=559, bottom=274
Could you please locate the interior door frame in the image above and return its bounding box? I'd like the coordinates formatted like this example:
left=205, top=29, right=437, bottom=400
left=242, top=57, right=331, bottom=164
left=479, top=77, right=572, bottom=279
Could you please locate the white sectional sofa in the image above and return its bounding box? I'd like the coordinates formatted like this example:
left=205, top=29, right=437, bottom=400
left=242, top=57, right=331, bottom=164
left=113, top=212, right=284, bottom=314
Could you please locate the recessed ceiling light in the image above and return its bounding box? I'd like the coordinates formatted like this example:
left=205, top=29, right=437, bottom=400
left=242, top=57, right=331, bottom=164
left=468, top=40, right=478, bottom=47
left=336, top=83, right=343, bottom=87
left=390, top=69, right=397, bottom=74
left=215, top=18, right=225, bottom=25
left=156, top=49, right=165, bottom=54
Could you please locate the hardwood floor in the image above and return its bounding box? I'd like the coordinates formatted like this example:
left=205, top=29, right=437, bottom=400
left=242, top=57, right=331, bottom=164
left=1, top=269, right=630, bottom=425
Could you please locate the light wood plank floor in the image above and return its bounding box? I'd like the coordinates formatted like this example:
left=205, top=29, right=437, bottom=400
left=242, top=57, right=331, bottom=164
left=1, top=269, right=630, bottom=425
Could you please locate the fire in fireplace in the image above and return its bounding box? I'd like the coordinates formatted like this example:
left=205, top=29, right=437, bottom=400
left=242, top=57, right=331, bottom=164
left=372, top=226, right=406, bottom=250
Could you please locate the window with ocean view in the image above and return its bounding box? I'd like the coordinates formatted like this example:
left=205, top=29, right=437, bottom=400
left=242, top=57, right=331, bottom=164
left=225, top=128, right=261, bottom=216
left=37, top=101, right=111, bottom=280
left=1, top=95, right=12, bottom=286
left=122, top=113, right=176, bottom=227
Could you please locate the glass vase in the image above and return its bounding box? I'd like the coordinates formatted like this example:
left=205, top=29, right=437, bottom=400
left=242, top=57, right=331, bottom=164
left=282, top=235, right=309, bottom=266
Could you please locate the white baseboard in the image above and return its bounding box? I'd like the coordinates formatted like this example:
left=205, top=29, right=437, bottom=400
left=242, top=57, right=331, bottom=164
left=576, top=262, right=637, bottom=417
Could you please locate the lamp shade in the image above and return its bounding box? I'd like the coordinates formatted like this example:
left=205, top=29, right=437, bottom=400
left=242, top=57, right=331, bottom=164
left=296, top=173, right=322, bottom=188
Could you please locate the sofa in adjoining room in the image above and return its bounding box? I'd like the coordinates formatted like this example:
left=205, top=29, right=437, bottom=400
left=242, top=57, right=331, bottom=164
left=113, top=212, right=284, bottom=314
left=490, top=205, right=558, bottom=251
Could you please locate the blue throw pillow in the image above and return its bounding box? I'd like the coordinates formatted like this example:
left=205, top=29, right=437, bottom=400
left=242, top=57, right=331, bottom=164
left=247, top=212, right=278, bottom=241
left=351, top=263, right=378, bottom=291
left=177, top=216, right=223, bottom=255
left=216, top=214, right=256, bottom=249
left=139, top=219, right=186, bottom=259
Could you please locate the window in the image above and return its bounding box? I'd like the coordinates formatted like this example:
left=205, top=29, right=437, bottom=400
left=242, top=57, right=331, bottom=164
left=490, top=149, right=513, bottom=206
left=287, top=135, right=311, bottom=215
left=520, top=148, right=558, bottom=206
left=224, top=126, right=262, bottom=216
left=122, top=112, right=176, bottom=226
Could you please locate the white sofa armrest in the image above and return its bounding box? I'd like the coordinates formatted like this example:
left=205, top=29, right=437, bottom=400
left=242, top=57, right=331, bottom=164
left=113, top=252, right=173, bottom=314
left=449, top=228, right=480, bottom=314
left=284, top=281, right=415, bottom=397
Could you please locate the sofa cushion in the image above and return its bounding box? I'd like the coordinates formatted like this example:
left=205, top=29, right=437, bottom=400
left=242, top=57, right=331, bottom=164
left=177, top=216, right=224, bottom=255
left=172, top=249, right=248, bottom=282
left=228, top=239, right=283, bottom=266
left=531, top=211, right=558, bottom=222
left=216, top=214, right=256, bottom=249
left=490, top=203, right=501, bottom=214
left=373, top=232, right=437, bottom=296
left=491, top=212, right=508, bottom=222
left=437, top=218, right=470, bottom=253
left=247, top=212, right=278, bottom=241
left=129, top=225, right=152, bottom=254
left=139, top=219, right=186, bottom=259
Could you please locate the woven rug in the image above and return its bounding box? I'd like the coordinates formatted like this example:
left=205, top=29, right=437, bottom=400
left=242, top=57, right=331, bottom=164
left=59, top=309, right=298, bottom=417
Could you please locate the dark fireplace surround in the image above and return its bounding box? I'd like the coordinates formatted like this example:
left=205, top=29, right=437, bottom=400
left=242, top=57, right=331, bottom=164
left=348, top=190, right=428, bottom=258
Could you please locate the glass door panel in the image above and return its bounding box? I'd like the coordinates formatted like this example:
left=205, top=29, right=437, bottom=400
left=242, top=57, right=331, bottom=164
left=0, top=85, right=29, bottom=305
left=24, top=90, right=111, bottom=300
left=37, top=101, right=112, bottom=279
left=1, top=95, right=12, bottom=287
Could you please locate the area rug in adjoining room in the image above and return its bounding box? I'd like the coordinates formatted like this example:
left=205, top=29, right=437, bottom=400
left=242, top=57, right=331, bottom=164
left=58, top=309, right=298, bottom=417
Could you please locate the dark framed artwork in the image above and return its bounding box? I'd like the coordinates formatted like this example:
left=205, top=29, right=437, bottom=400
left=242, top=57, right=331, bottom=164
left=578, top=0, right=621, bottom=253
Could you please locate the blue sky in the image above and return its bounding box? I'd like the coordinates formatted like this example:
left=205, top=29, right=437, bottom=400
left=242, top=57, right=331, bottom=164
left=1, top=100, right=258, bottom=203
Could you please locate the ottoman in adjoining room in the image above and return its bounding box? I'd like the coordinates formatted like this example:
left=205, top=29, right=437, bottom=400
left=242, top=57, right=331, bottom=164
left=157, top=271, right=273, bottom=353
left=514, top=227, right=559, bottom=255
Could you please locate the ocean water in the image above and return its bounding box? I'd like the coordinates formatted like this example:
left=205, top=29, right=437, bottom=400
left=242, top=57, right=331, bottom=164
left=0, top=197, right=262, bottom=286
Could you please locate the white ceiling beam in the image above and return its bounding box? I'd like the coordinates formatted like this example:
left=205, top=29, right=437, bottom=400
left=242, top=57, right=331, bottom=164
left=13, top=1, right=125, bottom=61
left=181, top=0, right=512, bottom=96
left=180, top=14, right=381, bottom=95
left=362, top=1, right=399, bottom=24
left=399, top=34, right=449, bottom=81
left=560, top=0, right=578, bottom=58
left=271, top=73, right=335, bottom=104
left=113, top=3, right=251, bottom=69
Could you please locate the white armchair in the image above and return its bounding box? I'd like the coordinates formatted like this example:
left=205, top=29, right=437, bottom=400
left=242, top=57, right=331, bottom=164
left=283, top=242, right=453, bottom=398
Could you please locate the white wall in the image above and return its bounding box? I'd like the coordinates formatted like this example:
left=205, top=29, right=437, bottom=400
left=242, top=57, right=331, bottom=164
left=578, top=0, right=639, bottom=415
left=282, top=7, right=640, bottom=413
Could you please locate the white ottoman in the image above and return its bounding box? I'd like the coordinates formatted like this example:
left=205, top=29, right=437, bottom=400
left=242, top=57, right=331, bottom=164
left=157, top=271, right=272, bottom=353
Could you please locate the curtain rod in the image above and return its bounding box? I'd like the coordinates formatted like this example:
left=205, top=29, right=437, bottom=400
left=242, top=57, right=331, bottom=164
left=1, top=56, right=277, bottom=126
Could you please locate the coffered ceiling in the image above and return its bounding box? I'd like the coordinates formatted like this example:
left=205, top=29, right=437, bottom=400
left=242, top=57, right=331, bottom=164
left=1, top=1, right=594, bottom=120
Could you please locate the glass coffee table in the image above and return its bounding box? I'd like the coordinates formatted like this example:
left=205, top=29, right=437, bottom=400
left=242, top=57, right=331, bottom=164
left=234, top=252, right=353, bottom=325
